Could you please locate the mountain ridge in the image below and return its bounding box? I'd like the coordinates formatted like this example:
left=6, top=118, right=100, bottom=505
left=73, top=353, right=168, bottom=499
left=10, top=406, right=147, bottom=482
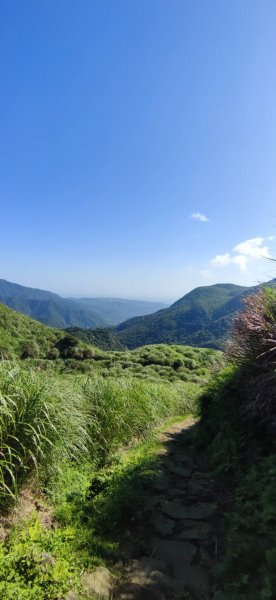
left=0, top=279, right=167, bottom=328
left=116, top=280, right=276, bottom=349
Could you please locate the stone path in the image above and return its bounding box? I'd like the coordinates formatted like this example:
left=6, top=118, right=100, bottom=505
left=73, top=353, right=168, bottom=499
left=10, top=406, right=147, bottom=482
left=112, top=418, right=222, bottom=600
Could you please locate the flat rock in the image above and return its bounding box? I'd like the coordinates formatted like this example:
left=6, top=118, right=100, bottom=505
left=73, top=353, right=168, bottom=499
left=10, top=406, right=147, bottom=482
left=152, top=514, right=175, bottom=536
left=115, top=582, right=166, bottom=600
left=161, top=499, right=217, bottom=520
left=144, top=495, right=163, bottom=511
left=167, top=487, right=186, bottom=499
left=151, top=539, right=197, bottom=566
left=174, top=565, right=210, bottom=598
left=188, top=472, right=212, bottom=494
left=163, top=459, right=192, bottom=478
left=172, top=453, right=196, bottom=468
left=82, top=566, right=114, bottom=599
left=129, top=557, right=166, bottom=573
left=200, top=547, right=212, bottom=567
left=150, top=473, right=170, bottom=492
left=177, top=520, right=212, bottom=540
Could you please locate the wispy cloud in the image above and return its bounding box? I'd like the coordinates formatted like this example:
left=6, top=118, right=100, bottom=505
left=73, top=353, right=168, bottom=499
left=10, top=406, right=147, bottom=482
left=190, top=212, right=210, bottom=222
left=211, top=237, right=274, bottom=272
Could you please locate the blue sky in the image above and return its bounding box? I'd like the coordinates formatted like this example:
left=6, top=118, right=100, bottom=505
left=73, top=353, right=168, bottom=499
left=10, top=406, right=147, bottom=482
left=1, top=0, right=276, bottom=301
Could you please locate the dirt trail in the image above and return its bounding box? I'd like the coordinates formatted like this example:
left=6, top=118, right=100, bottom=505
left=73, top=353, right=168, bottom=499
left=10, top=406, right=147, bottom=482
left=113, top=418, right=222, bottom=600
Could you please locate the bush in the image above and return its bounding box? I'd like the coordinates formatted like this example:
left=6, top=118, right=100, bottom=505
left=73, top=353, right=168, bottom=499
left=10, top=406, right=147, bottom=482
left=20, top=340, right=40, bottom=359
left=226, top=289, right=276, bottom=430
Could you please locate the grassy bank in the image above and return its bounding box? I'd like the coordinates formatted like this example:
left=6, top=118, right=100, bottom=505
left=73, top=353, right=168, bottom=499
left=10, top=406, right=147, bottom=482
left=0, top=356, right=202, bottom=598
left=195, top=289, right=276, bottom=599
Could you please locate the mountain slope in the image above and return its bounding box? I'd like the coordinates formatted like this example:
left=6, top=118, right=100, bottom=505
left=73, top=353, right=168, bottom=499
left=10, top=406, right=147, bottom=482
left=0, top=279, right=104, bottom=328
left=0, top=279, right=167, bottom=328
left=116, top=283, right=250, bottom=349
left=74, top=297, right=168, bottom=326
left=0, top=302, right=63, bottom=358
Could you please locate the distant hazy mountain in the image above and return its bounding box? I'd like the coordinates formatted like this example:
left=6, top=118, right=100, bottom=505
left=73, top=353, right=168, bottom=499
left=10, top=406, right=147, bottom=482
left=116, top=282, right=263, bottom=349
left=74, top=297, right=168, bottom=326
left=0, top=279, right=168, bottom=328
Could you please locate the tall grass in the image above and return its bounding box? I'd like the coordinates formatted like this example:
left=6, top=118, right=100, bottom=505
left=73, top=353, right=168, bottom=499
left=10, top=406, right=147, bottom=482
left=0, top=363, right=89, bottom=499
left=83, top=376, right=198, bottom=465
left=0, top=358, right=199, bottom=500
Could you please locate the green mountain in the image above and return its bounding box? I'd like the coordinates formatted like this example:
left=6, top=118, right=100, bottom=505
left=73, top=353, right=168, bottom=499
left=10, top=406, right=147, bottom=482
left=0, top=279, right=167, bottom=328
left=116, top=283, right=251, bottom=349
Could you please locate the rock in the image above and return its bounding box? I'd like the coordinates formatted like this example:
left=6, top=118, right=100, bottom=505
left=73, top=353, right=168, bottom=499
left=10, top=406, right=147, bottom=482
left=188, top=472, right=212, bottom=494
left=116, top=559, right=169, bottom=600
left=82, top=566, right=114, bottom=599
left=173, top=453, right=196, bottom=468
left=0, top=526, right=7, bottom=542
left=177, top=520, right=212, bottom=540
left=144, top=495, right=163, bottom=511
left=161, top=499, right=217, bottom=520
left=152, top=514, right=175, bottom=536
left=65, top=592, right=79, bottom=600
left=39, top=552, right=55, bottom=565
left=174, top=565, right=210, bottom=598
left=150, top=472, right=170, bottom=492
left=167, top=487, right=186, bottom=499
left=151, top=539, right=197, bottom=566
left=200, top=547, right=212, bottom=567
left=163, top=459, right=192, bottom=478
left=115, top=582, right=166, bottom=600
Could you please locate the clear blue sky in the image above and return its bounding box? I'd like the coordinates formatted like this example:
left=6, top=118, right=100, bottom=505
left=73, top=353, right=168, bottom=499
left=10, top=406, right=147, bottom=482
left=1, top=0, right=276, bottom=301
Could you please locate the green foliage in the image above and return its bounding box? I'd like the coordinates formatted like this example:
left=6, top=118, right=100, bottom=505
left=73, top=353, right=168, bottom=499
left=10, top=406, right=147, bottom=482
left=214, top=456, right=276, bottom=600
left=0, top=363, right=89, bottom=500
left=85, top=438, right=160, bottom=536
left=116, top=283, right=249, bottom=349
left=20, top=340, right=40, bottom=359
left=82, top=376, right=198, bottom=465
left=196, top=288, right=276, bottom=598
left=70, top=343, right=222, bottom=385
left=0, top=516, right=86, bottom=599
left=0, top=303, right=62, bottom=359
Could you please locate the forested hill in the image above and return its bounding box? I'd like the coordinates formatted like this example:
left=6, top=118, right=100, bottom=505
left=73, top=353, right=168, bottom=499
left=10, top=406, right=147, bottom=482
left=0, top=279, right=167, bottom=328
left=116, top=283, right=251, bottom=349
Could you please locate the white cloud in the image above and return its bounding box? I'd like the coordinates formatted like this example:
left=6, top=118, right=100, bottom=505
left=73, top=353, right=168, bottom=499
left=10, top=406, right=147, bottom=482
left=190, top=212, right=210, bottom=222
left=211, top=236, right=273, bottom=272
left=211, top=253, right=232, bottom=267
left=234, top=237, right=272, bottom=259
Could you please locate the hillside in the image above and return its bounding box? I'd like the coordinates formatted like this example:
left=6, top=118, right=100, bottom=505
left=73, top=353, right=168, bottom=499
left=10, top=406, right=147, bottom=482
left=0, top=303, right=63, bottom=358
left=74, top=297, right=168, bottom=325
left=116, top=282, right=249, bottom=349
left=0, top=303, right=96, bottom=361
left=0, top=279, right=167, bottom=328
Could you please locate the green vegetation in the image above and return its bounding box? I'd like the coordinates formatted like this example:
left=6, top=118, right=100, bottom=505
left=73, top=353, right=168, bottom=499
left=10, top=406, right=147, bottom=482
left=82, top=343, right=221, bottom=384
left=2, top=286, right=275, bottom=598
left=116, top=282, right=250, bottom=349
left=65, top=326, right=125, bottom=350
left=195, top=288, right=276, bottom=599
left=0, top=303, right=62, bottom=359
left=0, top=302, right=214, bottom=597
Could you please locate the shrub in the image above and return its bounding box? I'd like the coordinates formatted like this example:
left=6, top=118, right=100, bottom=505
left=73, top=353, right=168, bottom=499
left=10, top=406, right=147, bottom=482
left=20, top=340, right=40, bottom=359
left=226, top=289, right=276, bottom=430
